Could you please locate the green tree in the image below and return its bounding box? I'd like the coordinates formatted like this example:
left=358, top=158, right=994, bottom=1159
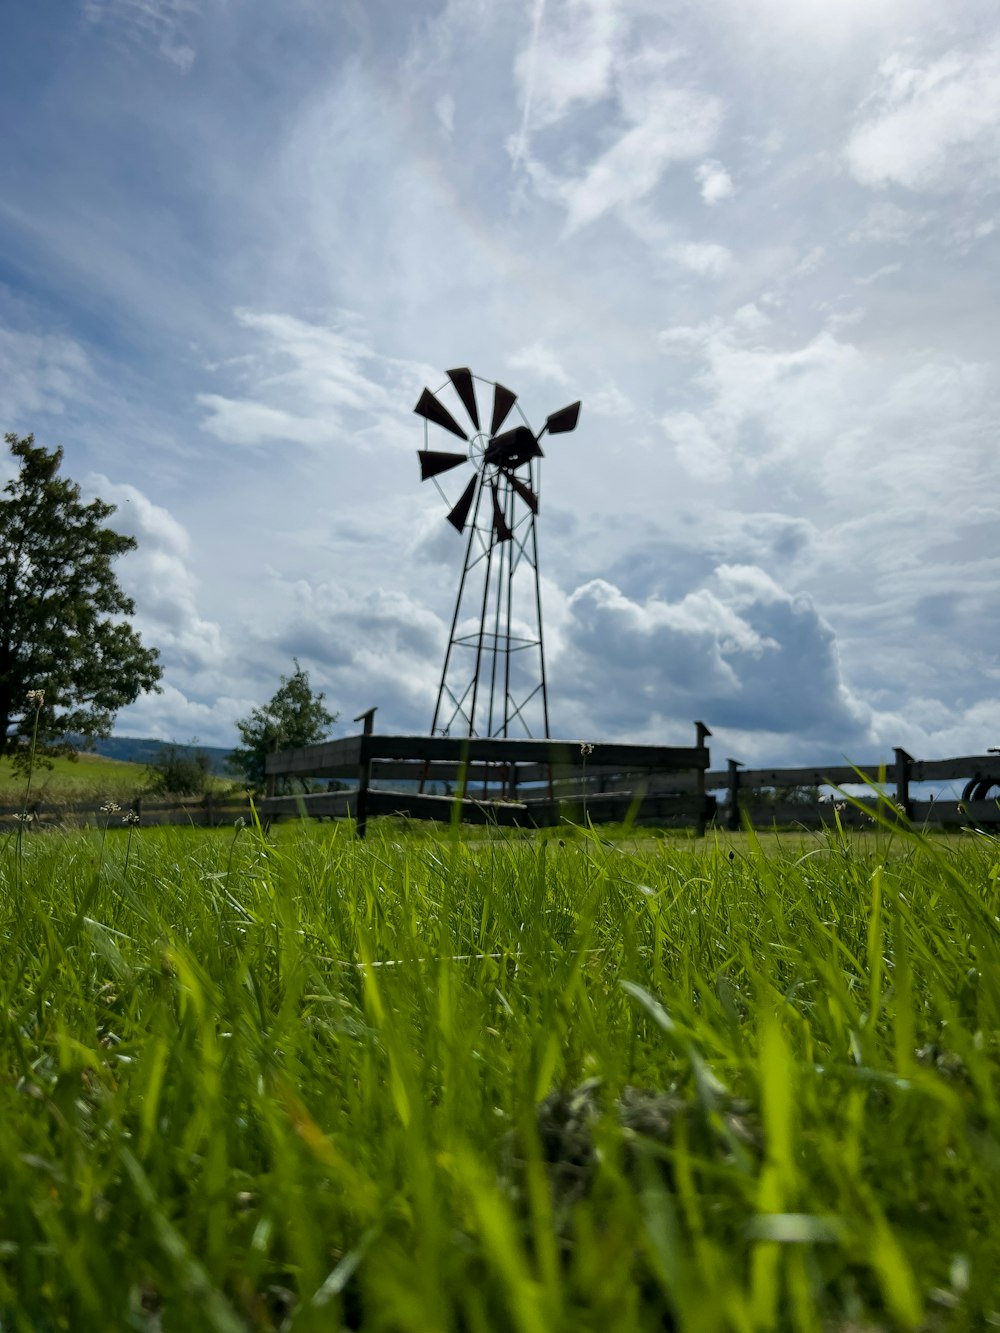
left=229, top=660, right=337, bottom=792
left=147, top=744, right=212, bottom=797
left=0, top=433, right=162, bottom=759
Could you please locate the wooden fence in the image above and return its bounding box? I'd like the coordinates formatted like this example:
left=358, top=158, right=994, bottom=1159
left=264, top=722, right=715, bottom=836
left=3, top=734, right=996, bottom=837
left=0, top=793, right=255, bottom=831
left=705, top=749, right=1000, bottom=830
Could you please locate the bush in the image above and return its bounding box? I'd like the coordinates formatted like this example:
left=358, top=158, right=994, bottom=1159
left=147, top=745, right=212, bottom=796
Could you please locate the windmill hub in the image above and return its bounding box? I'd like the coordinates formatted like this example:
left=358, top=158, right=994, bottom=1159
left=484, top=425, right=542, bottom=471
left=414, top=366, right=581, bottom=739
left=468, top=430, right=492, bottom=468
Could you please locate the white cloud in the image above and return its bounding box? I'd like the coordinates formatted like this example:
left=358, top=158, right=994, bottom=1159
left=695, top=159, right=734, bottom=205
left=507, top=340, right=570, bottom=385
left=587, top=383, right=633, bottom=418
left=197, top=395, right=333, bottom=449
left=562, top=86, right=723, bottom=233
left=264, top=577, right=447, bottom=729
left=659, top=410, right=727, bottom=481
left=618, top=203, right=734, bottom=276
left=848, top=201, right=929, bottom=246
left=554, top=566, right=870, bottom=743
left=89, top=474, right=225, bottom=674
left=435, top=94, right=455, bottom=134
left=233, top=311, right=393, bottom=413
left=659, top=311, right=867, bottom=479
left=196, top=309, right=422, bottom=451
left=846, top=43, right=1000, bottom=192
left=116, top=682, right=252, bottom=745
left=82, top=0, right=199, bottom=70
left=88, top=478, right=190, bottom=556
left=667, top=240, right=733, bottom=277
left=856, top=261, right=902, bottom=285
left=510, top=0, right=620, bottom=133
left=0, top=327, right=93, bottom=424
left=509, top=6, right=723, bottom=236
left=725, top=0, right=930, bottom=45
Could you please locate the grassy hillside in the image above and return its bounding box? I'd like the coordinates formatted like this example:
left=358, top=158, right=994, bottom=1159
left=0, top=817, right=997, bottom=1327
left=0, top=751, right=149, bottom=804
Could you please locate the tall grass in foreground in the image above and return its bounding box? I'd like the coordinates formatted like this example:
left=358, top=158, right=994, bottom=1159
left=0, top=817, right=998, bottom=1330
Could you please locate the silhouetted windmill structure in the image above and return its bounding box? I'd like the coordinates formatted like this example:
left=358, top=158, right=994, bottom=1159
left=414, top=368, right=580, bottom=739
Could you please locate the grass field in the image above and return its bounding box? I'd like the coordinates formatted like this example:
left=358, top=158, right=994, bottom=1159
left=1, top=812, right=998, bottom=1329
left=0, top=752, right=151, bottom=804
left=0, top=752, right=236, bottom=806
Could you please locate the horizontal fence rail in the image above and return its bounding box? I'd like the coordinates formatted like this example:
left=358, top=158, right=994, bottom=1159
left=0, top=793, right=255, bottom=830
left=707, top=749, right=1000, bottom=831
left=265, top=723, right=715, bottom=836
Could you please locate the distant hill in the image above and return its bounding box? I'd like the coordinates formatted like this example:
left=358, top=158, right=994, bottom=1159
left=71, top=736, right=235, bottom=775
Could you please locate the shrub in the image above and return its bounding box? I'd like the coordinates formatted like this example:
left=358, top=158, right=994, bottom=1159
left=147, top=745, right=212, bottom=796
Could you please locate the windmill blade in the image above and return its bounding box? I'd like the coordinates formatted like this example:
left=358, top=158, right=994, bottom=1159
left=447, top=367, right=480, bottom=430
left=510, top=475, right=538, bottom=514
left=447, top=475, right=477, bottom=532
left=490, top=382, right=517, bottom=436
left=418, top=450, right=468, bottom=481
left=491, top=482, right=512, bottom=542
left=414, top=387, right=469, bottom=441
left=544, top=400, right=581, bottom=435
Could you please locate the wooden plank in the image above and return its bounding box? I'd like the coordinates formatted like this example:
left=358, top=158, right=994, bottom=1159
left=739, top=801, right=878, bottom=828
left=563, top=791, right=710, bottom=822
left=268, top=732, right=709, bottom=783
left=516, top=764, right=703, bottom=788
left=911, top=799, right=1000, bottom=825
left=369, top=761, right=517, bottom=785
left=733, top=798, right=1000, bottom=829
left=724, top=757, right=1000, bottom=788
left=258, top=791, right=356, bottom=820
left=363, top=753, right=1000, bottom=792
left=266, top=735, right=363, bottom=778
left=363, top=790, right=535, bottom=827
left=728, top=765, right=894, bottom=789
left=644, top=772, right=700, bottom=795
left=363, top=734, right=708, bottom=770
left=526, top=772, right=701, bottom=801
left=361, top=788, right=712, bottom=830
left=910, top=757, right=1000, bottom=782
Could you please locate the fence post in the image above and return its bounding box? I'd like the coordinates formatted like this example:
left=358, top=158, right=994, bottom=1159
left=694, top=721, right=712, bottom=836
left=265, top=735, right=278, bottom=802
left=353, top=708, right=377, bottom=839
left=205, top=791, right=214, bottom=827
left=727, top=759, right=743, bottom=832
left=894, top=747, right=913, bottom=821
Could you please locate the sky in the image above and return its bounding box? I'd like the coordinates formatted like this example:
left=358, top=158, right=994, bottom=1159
left=2, top=0, right=999, bottom=767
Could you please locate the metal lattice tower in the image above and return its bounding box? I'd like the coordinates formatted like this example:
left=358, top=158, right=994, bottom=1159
left=414, top=368, right=580, bottom=739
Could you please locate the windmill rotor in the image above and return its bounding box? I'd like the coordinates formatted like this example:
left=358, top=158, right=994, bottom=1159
left=413, top=367, right=581, bottom=740
left=415, top=369, right=553, bottom=544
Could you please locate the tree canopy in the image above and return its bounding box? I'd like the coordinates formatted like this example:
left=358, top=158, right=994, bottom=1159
left=229, top=660, right=338, bottom=791
left=0, top=433, right=163, bottom=759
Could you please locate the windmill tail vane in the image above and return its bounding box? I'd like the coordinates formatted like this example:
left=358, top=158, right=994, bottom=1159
left=414, top=367, right=580, bottom=740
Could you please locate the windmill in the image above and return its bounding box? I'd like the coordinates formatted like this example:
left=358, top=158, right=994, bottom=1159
left=415, top=367, right=580, bottom=739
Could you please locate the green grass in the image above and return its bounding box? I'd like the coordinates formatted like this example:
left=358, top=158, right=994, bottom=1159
left=0, top=753, right=236, bottom=805
left=0, top=753, right=149, bottom=804
left=1, top=814, right=999, bottom=1329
